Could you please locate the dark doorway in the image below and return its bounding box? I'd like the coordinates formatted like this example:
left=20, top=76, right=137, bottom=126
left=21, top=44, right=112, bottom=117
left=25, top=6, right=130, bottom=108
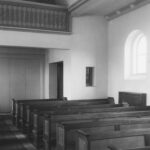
left=57, top=62, right=63, bottom=99
left=49, top=62, right=64, bottom=99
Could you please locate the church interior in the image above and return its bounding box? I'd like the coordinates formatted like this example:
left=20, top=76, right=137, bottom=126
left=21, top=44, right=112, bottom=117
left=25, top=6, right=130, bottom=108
left=1, top=0, right=150, bottom=150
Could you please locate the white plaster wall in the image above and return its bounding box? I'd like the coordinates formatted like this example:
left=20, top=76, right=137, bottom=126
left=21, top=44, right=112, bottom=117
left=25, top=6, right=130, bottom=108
left=0, top=30, right=71, bottom=49
left=45, top=16, right=108, bottom=100
left=70, top=16, right=108, bottom=99
left=0, top=15, right=108, bottom=100
left=108, top=4, right=150, bottom=104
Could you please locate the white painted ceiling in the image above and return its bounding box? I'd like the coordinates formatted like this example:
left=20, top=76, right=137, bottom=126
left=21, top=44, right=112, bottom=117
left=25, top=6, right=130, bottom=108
left=71, top=0, right=137, bottom=16
left=19, top=0, right=149, bottom=18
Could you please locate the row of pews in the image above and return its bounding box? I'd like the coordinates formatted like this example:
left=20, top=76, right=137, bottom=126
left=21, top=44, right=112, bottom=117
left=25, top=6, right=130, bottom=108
left=11, top=92, right=150, bottom=150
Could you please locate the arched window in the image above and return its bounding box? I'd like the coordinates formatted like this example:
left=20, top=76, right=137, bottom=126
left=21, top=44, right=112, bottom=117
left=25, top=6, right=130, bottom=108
left=125, top=30, right=147, bottom=79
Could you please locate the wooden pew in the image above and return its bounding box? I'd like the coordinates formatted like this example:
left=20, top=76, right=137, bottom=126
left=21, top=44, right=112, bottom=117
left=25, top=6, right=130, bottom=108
left=41, top=108, right=150, bottom=150
left=76, top=127, right=150, bottom=150
left=119, top=92, right=146, bottom=106
left=21, top=103, right=117, bottom=135
left=18, top=91, right=146, bottom=129
left=28, top=104, right=122, bottom=145
left=17, top=92, right=145, bottom=149
left=25, top=103, right=119, bottom=142
left=18, top=97, right=114, bottom=127
left=108, top=145, right=150, bottom=150
left=120, top=148, right=150, bottom=150
left=20, top=98, right=114, bottom=131
left=56, top=114, right=150, bottom=150
left=12, top=98, right=62, bottom=125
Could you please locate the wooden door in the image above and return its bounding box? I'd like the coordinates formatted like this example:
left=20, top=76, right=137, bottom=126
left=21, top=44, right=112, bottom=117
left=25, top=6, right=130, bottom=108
left=57, top=62, right=63, bottom=99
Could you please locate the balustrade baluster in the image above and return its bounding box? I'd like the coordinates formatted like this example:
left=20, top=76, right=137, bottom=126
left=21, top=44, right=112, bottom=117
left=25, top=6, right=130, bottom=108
left=32, top=8, right=36, bottom=28
left=50, top=10, right=54, bottom=29
left=1, top=5, right=4, bottom=25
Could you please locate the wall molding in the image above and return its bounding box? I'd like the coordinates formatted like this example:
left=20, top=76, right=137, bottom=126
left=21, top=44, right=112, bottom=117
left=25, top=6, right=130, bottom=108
left=105, top=0, right=150, bottom=21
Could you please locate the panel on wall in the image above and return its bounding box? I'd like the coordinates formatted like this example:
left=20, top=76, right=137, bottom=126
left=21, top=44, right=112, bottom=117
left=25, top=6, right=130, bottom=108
left=0, top=58, right=10, bottom=113
left=10, top=59, right=26, bottom=100
left=0, top=53, right=44, bottom=113
left=26, top=59, right=42, bottom=99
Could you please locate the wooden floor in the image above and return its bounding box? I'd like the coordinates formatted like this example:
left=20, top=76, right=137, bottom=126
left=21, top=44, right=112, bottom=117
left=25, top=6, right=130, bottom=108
left=0, top=115, right=37, bottom=150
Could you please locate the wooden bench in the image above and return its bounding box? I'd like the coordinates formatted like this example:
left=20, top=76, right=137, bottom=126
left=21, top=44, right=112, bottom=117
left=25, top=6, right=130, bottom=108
left=20, top=98, right=114, bottom=131
left=20, top=103, right=117, bottom=136
left=17, top=91, right=146, bottom=129
left=108, top=145, right=150, bottom=150
left=56, top=114, right=150, bottom=150
left=76, top=126, right=150, bottom=150
left=24, top=103, right=119, bottom=143
left=41, top=108, right=150, bottom=150
left=17, top=97, right=114, bottom=127
left=117, top=147, right=150, bottom=150
left=12, top=98, right=62, bottom=125
left=17, top=91, right=146, bottom=149
left=119, top=92, right=146, bottom=106
left=29, top=104, right=123, bottom=144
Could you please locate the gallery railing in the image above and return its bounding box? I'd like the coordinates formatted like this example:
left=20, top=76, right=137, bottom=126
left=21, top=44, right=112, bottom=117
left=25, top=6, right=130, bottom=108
left=0, top=0, right=70, bottom=32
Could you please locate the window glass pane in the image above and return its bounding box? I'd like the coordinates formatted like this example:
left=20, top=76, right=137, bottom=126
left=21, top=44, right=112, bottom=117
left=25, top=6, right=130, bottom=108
left=137, top=55, right=146, bottom=74
left=124, top=30, right=147, bottom=79
left=135, top=35, right=147, bottom=74
left=137, top=36, right=147, bottom=54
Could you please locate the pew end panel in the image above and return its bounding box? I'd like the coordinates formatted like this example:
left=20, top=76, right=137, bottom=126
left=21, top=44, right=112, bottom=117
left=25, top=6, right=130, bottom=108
left=43, top=114, right=68, bottom=150
left=56, top=122, right=79, bottom=150
left=76, top=130, right=90, bottom=150
left=56, top=123, right=65, bottom=150
left=43, top=116, right=55, bottom=150
left=32, top=112, right=53, bottom=148
left=12, top=98, right=17, bottom=124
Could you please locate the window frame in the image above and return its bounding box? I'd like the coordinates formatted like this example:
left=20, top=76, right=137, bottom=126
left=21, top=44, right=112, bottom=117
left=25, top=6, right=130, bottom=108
left=124, top=30, right=147, bottom=80
left=86, top=67, right=94, bottom=87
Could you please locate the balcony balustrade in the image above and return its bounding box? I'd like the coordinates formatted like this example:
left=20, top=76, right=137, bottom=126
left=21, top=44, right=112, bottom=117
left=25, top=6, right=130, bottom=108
left=0, top=0, right=70, bottom=33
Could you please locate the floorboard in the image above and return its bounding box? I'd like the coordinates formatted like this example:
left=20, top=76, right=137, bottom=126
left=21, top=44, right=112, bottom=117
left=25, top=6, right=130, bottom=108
left=0, top=115, right=37, bottom=150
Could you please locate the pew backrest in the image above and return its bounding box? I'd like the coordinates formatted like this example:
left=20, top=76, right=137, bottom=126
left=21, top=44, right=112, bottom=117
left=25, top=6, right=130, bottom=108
left=119, top=92, right=146, bottom=106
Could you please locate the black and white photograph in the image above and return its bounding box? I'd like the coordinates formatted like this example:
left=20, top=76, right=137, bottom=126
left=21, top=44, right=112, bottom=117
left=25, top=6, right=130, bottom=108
left=0, top=0, right=150, bottom=150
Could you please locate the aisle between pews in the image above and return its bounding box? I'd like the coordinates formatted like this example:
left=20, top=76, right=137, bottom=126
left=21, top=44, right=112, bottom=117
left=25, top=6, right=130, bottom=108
left=0, top=115, right=37, bottom=150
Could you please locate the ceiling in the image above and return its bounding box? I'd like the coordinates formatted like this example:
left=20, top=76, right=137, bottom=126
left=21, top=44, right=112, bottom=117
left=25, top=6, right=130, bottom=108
left=21, top=0, right=150, bottom=19
left=72, top=0, right=136, bottom=16
left=70, top=0, right=150, bottom=20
